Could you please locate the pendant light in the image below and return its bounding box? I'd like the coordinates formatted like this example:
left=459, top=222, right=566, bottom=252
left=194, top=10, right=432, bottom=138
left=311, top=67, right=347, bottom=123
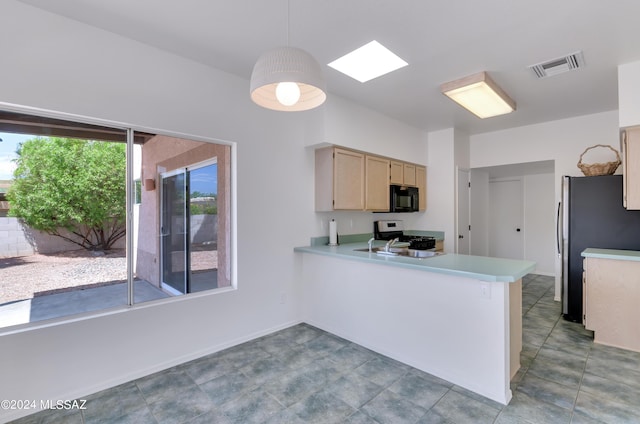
left=250, top=0, right=326, bottom=111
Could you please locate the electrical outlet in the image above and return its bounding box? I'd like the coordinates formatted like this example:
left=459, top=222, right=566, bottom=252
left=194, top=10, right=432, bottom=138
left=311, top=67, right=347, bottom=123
left=280, top=292, right=286, bottom=304
left=480, top=283, right=491, bottom=299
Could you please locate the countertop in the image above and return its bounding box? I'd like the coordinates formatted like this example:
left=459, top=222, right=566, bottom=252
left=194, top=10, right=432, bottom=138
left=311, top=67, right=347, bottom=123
left=581, top=248, right=640, bottom=262
left=294, top=241, right=536, bottom=283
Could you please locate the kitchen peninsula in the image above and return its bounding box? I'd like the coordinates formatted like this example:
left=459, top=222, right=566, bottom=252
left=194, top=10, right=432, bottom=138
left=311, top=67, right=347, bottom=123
left=294, top=239, right=535, bottom=405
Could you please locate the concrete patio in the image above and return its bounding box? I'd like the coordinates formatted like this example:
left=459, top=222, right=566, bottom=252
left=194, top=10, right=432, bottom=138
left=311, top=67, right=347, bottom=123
left=0, top=280, right=169, bottom=328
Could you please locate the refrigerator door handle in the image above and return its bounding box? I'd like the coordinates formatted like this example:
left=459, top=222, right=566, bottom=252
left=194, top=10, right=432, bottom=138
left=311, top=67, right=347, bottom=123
left=556, top=201, right=561, bottom=256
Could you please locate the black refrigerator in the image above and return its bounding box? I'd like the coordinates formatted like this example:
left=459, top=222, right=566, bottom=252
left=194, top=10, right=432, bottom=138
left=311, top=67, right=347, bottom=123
left=560, top=175, right=640, bottom=322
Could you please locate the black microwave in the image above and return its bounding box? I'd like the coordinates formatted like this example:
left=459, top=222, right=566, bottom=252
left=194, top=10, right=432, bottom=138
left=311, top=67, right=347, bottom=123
left=390, top=185, right=419, bottom=212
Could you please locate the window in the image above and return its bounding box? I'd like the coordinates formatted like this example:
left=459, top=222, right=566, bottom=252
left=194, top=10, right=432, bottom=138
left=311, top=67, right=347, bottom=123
left=0, top=110, right=233, bottom=329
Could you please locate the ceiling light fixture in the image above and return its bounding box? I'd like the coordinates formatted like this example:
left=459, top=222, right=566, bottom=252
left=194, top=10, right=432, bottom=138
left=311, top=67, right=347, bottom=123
left=440, top=71, right=515, bottom=119
left=328, top=40, right=408, bottom=83
left=249, top=0, right=326, bottom=111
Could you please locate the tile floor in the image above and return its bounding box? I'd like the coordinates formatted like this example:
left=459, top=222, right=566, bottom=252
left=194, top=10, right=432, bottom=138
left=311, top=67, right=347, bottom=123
left=11, top=274, right=640, bottom=424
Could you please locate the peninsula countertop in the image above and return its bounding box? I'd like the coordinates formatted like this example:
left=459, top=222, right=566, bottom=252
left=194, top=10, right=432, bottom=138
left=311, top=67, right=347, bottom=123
left=294, top=241, right=536, bottom=283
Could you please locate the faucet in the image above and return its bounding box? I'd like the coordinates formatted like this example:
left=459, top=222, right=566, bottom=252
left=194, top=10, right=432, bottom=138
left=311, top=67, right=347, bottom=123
left=385, top=238, right=399, bottom=252
left=367, top=237, right=375, bottom=252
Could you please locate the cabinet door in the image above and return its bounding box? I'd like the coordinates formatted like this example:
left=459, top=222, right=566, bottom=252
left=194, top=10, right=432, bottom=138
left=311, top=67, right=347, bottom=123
left=415, top=166, right=427, bottom=210
left=624, top=127, right=640, bottom=209
left=333, top=148, right=364, bottom=210
left=583, top=267, right=587, bottom=327
left=365, top=155, right=390, bottom=211
left=404, top=164, right=416, bottom=186
left=390, top=161, right=404, bottom=185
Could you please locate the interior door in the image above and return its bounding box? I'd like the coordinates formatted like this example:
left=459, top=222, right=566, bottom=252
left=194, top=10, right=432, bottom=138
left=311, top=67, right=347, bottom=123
left=457, top=168, right=471, bottom=254
left=160, top=170, right=188, bottom=295
left=489, top=179, right=524, bottom=259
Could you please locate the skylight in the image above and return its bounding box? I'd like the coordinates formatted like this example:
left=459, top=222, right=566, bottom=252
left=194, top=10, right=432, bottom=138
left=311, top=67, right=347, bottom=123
left=328, top=40, right=408, bottom=83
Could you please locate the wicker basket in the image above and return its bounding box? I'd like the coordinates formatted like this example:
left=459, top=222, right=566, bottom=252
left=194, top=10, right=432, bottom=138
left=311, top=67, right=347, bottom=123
left=577, top=144, right=621, bottom=176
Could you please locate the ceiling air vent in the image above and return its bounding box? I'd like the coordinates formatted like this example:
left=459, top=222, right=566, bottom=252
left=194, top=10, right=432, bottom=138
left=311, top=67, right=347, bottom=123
left=529, top=51, right=585, bottom=78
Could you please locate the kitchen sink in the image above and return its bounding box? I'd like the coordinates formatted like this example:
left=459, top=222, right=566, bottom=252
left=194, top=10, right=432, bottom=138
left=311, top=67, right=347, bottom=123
left=353, top=247, right=444, bottom=258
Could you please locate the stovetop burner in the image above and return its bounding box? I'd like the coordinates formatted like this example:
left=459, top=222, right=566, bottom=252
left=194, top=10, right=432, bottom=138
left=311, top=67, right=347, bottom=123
left=374, top=220, right=436, bottom=250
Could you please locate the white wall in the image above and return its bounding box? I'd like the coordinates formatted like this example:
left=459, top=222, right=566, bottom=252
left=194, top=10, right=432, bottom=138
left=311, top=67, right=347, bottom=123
left=470, top=110, right=619, bottom=299
left=619, top=61, right=640, bottom=128
left=424, top=129, right=456, bottom=251
left=523, top=173, right=556, bottom=275
left=420, top=128, right=469, bottom=253
left=0, top=2, right=429, bottom=421
left=312, top=96, right=429, bottom=238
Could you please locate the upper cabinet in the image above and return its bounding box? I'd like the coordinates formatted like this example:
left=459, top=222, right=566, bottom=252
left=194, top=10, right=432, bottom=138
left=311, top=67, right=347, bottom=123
left=416, top=166, right=427, bottom=211
left=315, top=145, right=426, bottom=212
left=621, top=126, right=640, bottom=209
left=390, top=161, right=404, bottom=185
left=315, top=147, right=364, bottom=211
left=390, top=160, right=417, bottom=186
left=403, top=163, right=416, bottom=186
left=365, top=155, right=390, bottom=211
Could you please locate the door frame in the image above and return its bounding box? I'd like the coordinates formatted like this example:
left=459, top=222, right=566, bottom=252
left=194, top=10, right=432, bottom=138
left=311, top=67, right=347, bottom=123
left=456, top=167, right=471, bottom=254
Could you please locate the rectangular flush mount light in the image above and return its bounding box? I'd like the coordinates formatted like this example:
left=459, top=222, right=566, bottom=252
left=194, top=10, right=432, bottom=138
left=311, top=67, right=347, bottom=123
left=328, top=40, right=408, bottom=83
left=440, top=71, right=516, bottom=119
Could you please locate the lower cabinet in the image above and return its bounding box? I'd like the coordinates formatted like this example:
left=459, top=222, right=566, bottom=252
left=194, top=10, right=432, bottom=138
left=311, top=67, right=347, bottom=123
left=583, top=256, right=640, bottom=352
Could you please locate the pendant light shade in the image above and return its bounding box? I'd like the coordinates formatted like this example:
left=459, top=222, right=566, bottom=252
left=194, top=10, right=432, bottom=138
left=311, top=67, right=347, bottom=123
left=250, top=46, right=327, bottom=112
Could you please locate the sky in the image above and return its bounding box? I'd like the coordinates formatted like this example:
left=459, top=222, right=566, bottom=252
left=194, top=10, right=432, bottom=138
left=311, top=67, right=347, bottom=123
left=0, top=132, right=33, bottom=180
left=189, top=163, right=218, bottom=196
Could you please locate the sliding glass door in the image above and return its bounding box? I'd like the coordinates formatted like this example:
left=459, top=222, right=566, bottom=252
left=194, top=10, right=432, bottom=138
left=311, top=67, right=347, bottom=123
left=160, top=170, right=188, bottom=294
left=160, top=159, right=218, bottom=295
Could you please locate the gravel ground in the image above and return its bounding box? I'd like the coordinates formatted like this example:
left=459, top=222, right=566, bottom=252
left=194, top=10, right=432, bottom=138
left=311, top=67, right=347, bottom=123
left=0, top=248, right=218, bottom=305
left=0, top=249, right=127, bottom=304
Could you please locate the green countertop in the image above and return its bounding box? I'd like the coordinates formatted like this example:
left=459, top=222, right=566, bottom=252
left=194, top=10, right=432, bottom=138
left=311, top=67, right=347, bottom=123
left=294, top=241, right=536, bottom=283
left=581, top=248, right=640, bottom=262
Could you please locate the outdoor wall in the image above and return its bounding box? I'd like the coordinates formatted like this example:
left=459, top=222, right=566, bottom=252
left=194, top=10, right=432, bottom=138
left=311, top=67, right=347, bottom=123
left=136, top=135, right=230, bottom=288
left=0, top=217, right=125, bottom=258
left=0, top=217, right=34, bottom=257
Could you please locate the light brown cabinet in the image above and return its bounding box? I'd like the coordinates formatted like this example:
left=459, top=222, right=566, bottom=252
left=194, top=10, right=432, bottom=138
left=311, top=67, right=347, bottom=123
left=403, top=163, right=416, bottom=186
left=415, top=166, right=427, bottom=211
left=390, top=160, right=419, bottom=188
left=390, top=161, right=404, bottom=185
left=315, top=147, right=364, bottom=211
left=365, top=155, right=390, bottom=211
left=621, top=126, right=640, bottom=209
left=315, top=146, right=426, bottom=212
left=583, top=255, right=640, bottom=352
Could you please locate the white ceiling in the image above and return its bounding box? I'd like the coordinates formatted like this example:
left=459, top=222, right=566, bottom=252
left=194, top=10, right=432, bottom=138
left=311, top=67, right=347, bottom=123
left=16, top=0, right=640, bottom=135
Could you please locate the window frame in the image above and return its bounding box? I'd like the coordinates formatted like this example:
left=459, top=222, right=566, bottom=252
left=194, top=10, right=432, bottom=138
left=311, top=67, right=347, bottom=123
left=0, top=103, right=237, bottom=334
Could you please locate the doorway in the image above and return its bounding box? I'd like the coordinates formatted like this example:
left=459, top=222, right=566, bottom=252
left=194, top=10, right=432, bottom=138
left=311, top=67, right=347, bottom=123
left=160, top=159, right=218, bottom=295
